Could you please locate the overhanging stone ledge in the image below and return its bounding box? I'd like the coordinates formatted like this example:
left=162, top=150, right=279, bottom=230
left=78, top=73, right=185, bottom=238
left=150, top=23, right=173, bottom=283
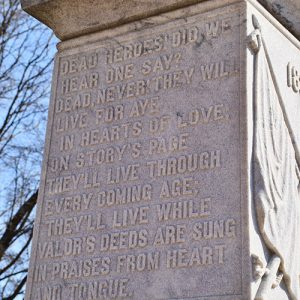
left=20, top=0, right=208, bottom=40
left=21, top=0, right=300, bottom=41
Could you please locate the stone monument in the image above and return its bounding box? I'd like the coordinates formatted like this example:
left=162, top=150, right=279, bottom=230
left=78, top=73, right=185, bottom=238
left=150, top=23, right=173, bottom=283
left=21, top=0, right=300, bottom=299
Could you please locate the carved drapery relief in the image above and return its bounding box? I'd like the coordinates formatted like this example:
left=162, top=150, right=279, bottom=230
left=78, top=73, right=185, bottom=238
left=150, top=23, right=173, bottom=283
left=249, top=15, right=300, bottom=300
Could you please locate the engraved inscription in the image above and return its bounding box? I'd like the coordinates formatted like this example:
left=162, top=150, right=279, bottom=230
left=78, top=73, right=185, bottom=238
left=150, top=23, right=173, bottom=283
left=27, top=6, right=242, bottom=300
left=287, top=62, right=300, bottom=94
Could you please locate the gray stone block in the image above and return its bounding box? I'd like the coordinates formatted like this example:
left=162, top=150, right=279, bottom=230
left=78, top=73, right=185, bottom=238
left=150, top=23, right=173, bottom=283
left=22, top=1, right=300, bottom=299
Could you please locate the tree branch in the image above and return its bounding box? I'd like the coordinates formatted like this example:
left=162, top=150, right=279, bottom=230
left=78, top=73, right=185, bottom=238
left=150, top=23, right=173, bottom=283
left=0, top=190, right=38, bottom=260
left=2, top=275, right=27, bottom=300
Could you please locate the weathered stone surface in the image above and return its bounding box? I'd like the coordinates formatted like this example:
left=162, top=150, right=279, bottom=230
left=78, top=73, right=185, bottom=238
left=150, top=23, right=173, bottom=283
left=246, top=3, right=300, bottom=299
left=21, top=0, right=206, bottom=40
left=248, top=13, right=300, bottom=300
left=23, top=0, right=300, bottom=299
left=26, top=1, right=248, bottom=298
left=21, top=0, right=300, bottom=40
left=258, top=0, right=300, bottom=40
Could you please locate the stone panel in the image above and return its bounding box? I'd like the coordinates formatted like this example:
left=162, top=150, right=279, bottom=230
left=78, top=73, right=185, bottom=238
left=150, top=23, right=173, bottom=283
left=25, top=2, right=249, bottom=299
